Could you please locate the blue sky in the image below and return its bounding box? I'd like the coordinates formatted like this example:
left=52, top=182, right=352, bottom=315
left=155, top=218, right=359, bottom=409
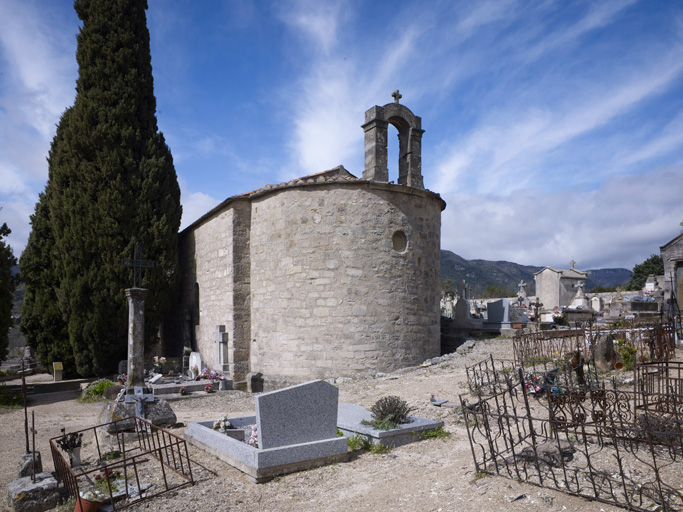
left=1, top=0, right=682, bottom=271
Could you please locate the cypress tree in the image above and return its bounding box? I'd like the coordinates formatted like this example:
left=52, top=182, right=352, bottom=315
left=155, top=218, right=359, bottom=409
left=23, top=0, right=181, bottom=376
left=0, top=222, right=17, bottom=360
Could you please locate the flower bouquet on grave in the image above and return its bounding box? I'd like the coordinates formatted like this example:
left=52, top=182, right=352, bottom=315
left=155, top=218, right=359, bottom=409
left=56, top=429, right=83, bottom=467
left=204, top=384, right=213, bottom=393
left=245, top=424, right=258, bottom=448
left=213, top=415, right=235, bottom=433
left=117, top=374, right=127, bottom=385
left=152, top=356, right=166, bottom=374
left=76, top=489, right=105, bottom=512
left=179, top=386, right=187, bottom=396
left=190, top=365, right=199, bottom=380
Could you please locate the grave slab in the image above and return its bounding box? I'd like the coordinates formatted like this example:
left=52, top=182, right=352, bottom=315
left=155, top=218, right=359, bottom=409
left=184, top=380, right=348, bottom=482
left=184, top=418, right=347, bottom=483
left=337, top=403, right=444, bottom=447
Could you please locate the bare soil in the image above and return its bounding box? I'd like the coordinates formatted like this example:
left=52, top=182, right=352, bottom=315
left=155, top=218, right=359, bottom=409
left=1, top=338, right=633, bottom=512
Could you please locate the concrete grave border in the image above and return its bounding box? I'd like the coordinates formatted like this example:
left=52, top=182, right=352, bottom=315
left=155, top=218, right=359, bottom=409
left=336, top=403, right=444, bottom=447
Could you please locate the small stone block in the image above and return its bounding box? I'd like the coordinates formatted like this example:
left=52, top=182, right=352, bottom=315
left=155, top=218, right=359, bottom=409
left=7, top=472, right=59, bottom=512
left=18, top=452, right=42, bottom=478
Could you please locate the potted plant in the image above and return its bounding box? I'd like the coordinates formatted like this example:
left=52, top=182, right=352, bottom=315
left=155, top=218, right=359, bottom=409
left=179, top=386, right=187, bottom=396
left=76, top=489, right=104, bottom=512
left=116, top=374, right=126, bottom=385
left=56, top=429, right=83, bottom=467
left=204, top=384, right=213, bottom=393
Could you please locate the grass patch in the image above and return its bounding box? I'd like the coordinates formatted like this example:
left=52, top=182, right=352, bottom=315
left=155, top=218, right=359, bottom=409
left=370, top=443, right=392, bottom=454
left=346, top=434, right=371, bottom=451
left=78, top=378, right=115, bottom=403
left=420, top=427, right=451, bottom=440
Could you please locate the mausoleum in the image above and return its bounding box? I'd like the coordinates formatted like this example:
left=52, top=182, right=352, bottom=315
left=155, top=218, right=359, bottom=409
left=164, top=98, right=446, bottom=390
left=534, top=261, right=588, bottom=310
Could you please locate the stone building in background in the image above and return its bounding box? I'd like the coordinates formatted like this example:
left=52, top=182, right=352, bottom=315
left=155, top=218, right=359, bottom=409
left=164, top=99, right=446, bottom=390
left=661, top=231, right=683, bottom=317
left=534, top=261, right=588, bottom=310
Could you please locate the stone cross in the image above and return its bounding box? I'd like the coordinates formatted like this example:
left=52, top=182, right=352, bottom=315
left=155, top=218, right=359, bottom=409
left=574, top=281, right=585, bottom=297
left=124, top=385, right=155, bottom=419
left=214, top=325, right=229, bottom=373
left=121, top=243, right=155, bottom=288
left=392, top=89, right=402, bottom=104
left=518, top=280, right=527, bottom=295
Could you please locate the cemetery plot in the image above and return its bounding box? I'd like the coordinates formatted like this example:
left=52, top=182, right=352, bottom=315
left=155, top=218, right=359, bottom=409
left=50, top=417, right=193, bottom=510
left=184, top=380, right=348, bottom=483
left=462, top=331, right=683, bottom=512
left=513, top=323, right=675, bottom=367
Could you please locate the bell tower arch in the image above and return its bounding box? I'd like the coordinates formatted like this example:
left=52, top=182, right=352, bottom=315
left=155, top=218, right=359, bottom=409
left=362, top=91, right=424, bottom=189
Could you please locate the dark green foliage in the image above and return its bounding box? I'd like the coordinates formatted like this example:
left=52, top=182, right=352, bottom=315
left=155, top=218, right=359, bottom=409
left=0, top=383, right=22, bottom=408
left=0, top=223, right=17, bottom=360
left=440, top=278, right=455, bottom=297
left=626, top=255, right=664, bottom=291
left=21, top=0, right=181, bottom=377
left=370, top=395, right=413, bottom=426
left=482, top=285, right=513, bottom=298
left=21, top=186, right=74, bottom=375
left=590, top=285, right=617, bottom=293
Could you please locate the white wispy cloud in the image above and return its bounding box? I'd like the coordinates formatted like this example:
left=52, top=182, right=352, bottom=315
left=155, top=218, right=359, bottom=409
left=441, top=165, right=683, bottom=270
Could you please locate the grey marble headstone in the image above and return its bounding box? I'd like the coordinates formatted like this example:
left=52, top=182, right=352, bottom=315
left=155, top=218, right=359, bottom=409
left=256, top=380, right=338, bottom=449
left=487, top=298, right=510, bottom=323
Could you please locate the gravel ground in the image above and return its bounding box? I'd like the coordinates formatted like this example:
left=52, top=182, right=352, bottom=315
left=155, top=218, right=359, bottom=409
left=1, top=337, right=633, bottom=512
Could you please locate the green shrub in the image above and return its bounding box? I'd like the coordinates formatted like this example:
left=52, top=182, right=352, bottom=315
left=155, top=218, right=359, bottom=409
left=616, top=338, right=637, bottom=371
left=79, top=379, right=115, bottom=402
left=0, top=383, right=22, bottom=407
left=346, top=434, right=371, bottom=451
left=369, top=395, right=413, bottom=427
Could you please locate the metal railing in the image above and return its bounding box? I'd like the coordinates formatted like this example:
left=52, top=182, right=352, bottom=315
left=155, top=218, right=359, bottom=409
left=50, top=417, right=194, bottom=510
left=461, top=368, right=683, bottom=511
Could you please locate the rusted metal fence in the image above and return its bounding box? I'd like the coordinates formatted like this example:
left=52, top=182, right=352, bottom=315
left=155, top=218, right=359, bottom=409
left=50, top=417, right=194, bottom=510
left=461, top=371, right=683, bottom=511
left=635, top=361, right=683, bottom=413
left=513, top=323, right=675, bottom=366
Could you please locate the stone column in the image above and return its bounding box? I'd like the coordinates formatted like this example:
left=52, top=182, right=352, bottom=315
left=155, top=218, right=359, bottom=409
left=362, top=107, right=388, bottom=183
left=125, top=288, right=148, bottom=391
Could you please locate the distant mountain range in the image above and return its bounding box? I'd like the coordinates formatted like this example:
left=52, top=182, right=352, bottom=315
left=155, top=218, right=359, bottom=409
left=440, top=250, right=631, bottom=295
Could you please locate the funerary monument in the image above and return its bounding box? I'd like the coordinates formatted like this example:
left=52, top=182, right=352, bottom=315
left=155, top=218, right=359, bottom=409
left=164, top=95, right=446, bottom=390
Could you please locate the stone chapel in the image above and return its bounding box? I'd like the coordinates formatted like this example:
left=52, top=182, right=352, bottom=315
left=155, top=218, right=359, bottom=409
left=164, top=98, right=446, bottom=390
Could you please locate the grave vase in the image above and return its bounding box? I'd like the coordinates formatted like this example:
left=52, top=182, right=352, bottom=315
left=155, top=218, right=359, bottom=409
left=74, top=497, right=101, bottom=512
left=69, top=447, right=81, bottom=468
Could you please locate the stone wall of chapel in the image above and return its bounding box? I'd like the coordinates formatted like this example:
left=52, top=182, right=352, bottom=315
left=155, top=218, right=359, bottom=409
left=249, top=183, right=443, bottom=380
left=176, top=209, right=237, bottom=370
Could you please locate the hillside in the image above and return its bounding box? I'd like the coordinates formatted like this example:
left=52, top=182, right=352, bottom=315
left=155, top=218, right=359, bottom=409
left=440, top=250, right=631, bottom=296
